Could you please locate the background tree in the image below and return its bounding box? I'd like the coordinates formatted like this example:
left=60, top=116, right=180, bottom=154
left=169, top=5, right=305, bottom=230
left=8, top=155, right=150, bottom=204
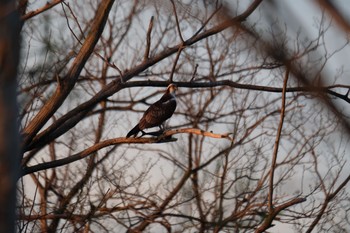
left=14, top=0, right=350, bottom=232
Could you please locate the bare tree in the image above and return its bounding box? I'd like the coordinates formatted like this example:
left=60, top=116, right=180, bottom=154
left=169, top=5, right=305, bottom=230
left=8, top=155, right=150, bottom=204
left=11, top=0, right=350, bottom=232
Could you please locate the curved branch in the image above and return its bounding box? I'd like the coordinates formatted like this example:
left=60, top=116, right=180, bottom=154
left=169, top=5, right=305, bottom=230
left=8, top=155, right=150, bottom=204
left=22, top=128, right=233, bottom=176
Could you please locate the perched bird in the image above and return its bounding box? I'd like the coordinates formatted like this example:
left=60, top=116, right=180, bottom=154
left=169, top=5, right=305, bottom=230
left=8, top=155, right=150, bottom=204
left=126, top=84, right=177, bottom=138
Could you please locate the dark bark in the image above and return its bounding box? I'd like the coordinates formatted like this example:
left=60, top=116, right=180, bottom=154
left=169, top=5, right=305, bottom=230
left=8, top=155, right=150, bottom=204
left=0, top=1, right=21, bottom=232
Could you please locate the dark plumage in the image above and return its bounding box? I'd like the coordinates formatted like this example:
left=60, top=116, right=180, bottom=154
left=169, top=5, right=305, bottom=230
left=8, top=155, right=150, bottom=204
left=126, top=84, right=177, bottom=138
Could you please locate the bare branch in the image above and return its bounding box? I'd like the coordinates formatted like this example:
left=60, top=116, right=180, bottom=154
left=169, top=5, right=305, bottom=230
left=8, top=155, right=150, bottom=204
left=268, top=68, right=290, bottom=212
left=143, top=16, right=154, bottom=61
left=21, top=0, right=63, bottom=21
left=170, top=0, right=184, bottom=42
left=22, top=127, right=233, bottom=176
left=22, top=0, right=115, bottom=147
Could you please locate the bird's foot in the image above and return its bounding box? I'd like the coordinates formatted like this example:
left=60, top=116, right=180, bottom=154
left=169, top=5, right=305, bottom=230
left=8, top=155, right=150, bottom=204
left=138, top=130, right=147, bottom=138
left=144, top=130, right=164, bottom=137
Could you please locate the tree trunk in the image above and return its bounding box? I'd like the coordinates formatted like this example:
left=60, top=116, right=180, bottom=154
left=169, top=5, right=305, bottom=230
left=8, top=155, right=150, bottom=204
left=0, top=1, right=21, bottom=233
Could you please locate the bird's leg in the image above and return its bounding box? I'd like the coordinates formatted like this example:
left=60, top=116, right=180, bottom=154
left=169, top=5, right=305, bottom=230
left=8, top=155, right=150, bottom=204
left=158, top=123, right=174, bottom=140
left=139, top=130, right=147, bottom=137
left=158, top=124, right=164, bottom=134
left=140, top=130, right=162, bottom=137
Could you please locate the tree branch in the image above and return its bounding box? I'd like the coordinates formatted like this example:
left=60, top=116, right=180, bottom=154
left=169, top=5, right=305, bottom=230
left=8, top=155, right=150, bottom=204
left=22, top=128, right=233, bottom=176
left=22, top=0, right=115, bottom=148
left=21, top=0, right=63, bottom=21
left=268, top=68, right=289, bottom=212
left=255, top=197, right=306, bottom=233
left=123, top=80, right=350, bottom=102
left=143, top=16, right=154, bottom=61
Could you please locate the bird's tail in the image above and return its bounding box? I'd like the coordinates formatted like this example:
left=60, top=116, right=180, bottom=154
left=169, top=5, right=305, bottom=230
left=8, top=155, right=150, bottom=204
left=126, top=124, right=140, bottom=138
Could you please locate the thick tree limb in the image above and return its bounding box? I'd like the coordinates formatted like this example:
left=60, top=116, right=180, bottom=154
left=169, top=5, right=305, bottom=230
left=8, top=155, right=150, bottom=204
left=316, top=0, right=350, bottom=33
left=22, top=0, right=115, bottom=148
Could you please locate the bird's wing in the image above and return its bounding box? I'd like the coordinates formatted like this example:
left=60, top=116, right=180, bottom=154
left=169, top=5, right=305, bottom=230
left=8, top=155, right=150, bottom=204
left=139, top=99, right=176, bottom=129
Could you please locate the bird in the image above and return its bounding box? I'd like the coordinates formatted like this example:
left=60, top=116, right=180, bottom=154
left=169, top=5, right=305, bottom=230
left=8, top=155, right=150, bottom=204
left=126, top=84, right=177, bottom=138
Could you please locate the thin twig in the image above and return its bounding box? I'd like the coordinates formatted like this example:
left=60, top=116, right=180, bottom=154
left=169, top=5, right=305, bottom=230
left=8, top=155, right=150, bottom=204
left=191, top=4, right=222, bottom=39
left=170, top=0, right=184, bottom=42
left=21, top=0, right=63, bottom=21
left=268, top=67, right=290, bottom=212
left=61, top=2, right=82, bottom=45
left=169, top=45, right=184, bottom=83
left=190, top=64, right=198, bottom=82
left=144, top=16, right=154, bottom=61
left=61, top=1, right=85, bottom=41
left=61, top=1, right=124, bottom=77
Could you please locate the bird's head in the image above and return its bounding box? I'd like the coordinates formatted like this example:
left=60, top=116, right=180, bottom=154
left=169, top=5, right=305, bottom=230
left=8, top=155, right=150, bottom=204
left=167, top=84, right=177, bottom=94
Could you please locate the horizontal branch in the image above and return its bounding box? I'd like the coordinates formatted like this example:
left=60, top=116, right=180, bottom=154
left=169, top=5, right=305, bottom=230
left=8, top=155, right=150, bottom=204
left=21, top=128, right=232, bottom=176
left=163, top=128, right=233, bottom=141
left=24, top=78, right=350, bottom=156
left=123, top=80, right=350, bottom=103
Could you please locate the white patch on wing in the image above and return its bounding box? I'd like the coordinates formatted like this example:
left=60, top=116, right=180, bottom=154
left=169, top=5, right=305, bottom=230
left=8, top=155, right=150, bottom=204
left=162, top=98, right=176, bottom=105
